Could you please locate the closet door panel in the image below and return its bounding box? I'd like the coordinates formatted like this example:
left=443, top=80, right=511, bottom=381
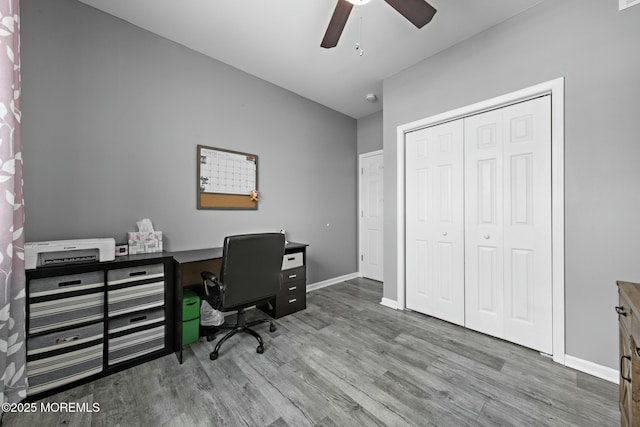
left=465, top=109, right=504, bottom=337
left=406, top=120, right=464, bottom=326
left=502, top=96, right=552, bottom=354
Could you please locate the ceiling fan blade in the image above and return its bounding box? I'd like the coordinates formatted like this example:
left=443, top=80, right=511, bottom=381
left=321, top=0, right=353, bottom=48
left=383, top=0, right=437, bottom=28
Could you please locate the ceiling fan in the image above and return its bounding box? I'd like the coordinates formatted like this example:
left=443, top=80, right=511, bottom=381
left=321, top=0, right=437, bottom=48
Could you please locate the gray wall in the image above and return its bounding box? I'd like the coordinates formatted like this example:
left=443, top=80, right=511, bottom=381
left=21, top=0, right=358, bottom=284
left=383, top=0, right=640, bottom=369
left=357, top=111, right=383, bottom=155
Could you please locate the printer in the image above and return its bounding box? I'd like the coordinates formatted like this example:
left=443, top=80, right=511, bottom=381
left=25, top=238, right=116, bottom=270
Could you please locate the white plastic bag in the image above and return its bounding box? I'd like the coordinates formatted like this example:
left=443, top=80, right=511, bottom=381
left=200, top=300, right=224, bottom=326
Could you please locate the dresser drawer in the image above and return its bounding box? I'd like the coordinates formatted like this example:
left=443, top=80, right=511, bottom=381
left=108, top=325, right=165, bottom=366
left=282, top=252, right=304, bottom=270
left=29, top=271, right=104, bottom=334
left=282, top=266, right=305, bottom=286
left=27, top=322, right=104, bottom=395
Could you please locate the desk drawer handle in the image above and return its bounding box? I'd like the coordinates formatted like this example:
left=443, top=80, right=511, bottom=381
left=621, top=355, right=632, bottom=383
left=287, top=257, right=295, bottom=261
left=288, top=274, right=297, bottom=279
left=288, top=299, right=297, bottom=304
left=288, top=286, right=297, bottom=291
left=616, top=306, right=628, bottom=316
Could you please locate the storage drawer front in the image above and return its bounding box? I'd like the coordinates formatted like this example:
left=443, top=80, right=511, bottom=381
left=29, top=293, right=104, bottom=334
left=282, top=252, right=304, bottom=270
left=107, top=263, right=165, bottom=286
left=29, top=271, right=103, bottom=297
left=108, top=325, right=165, bottom=366
left=108, top=307, right=165, bottom=335
left=282, top=267, right=305, bottom=286
left=108, top=281, right=165, bottom=317
left=27, top=322, right=103, bottom=395
left=276, top=286, right=306, bottom=317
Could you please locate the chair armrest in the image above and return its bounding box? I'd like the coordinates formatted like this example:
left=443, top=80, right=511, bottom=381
left=201, top=271, right=218, bottom=283
left=201, top=271, right=223, bottom=309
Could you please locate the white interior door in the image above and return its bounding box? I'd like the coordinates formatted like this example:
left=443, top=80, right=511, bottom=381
left=359, top=151, right=384, bottom=281
left=465, top=96, right=552, bottom=353
left=405, top=120, right=465, bottom=326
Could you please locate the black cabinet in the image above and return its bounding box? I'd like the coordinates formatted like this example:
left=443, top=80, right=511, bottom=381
left=258, top=244, right=308, bottom=319
left=25, top=254, right=174, bottom=399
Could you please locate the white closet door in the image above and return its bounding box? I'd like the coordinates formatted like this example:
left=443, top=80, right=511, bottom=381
left=463, top=108, right=505, bottom=337
left=360, top=152, right=384, bottom=281
left=465, top=96, right=552, bottom=353
left=405, top=120, right=464, bottom=326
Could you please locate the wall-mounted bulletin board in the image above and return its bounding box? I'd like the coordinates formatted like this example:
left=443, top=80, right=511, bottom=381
left=197, top=145, right=258, bottom=210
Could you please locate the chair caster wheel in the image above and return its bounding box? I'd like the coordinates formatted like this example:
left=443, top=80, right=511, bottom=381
left=269, top=323, right=277, bottom=333
left=257, top=345, right=264, bottom=354
left=210, top=351, right=218, bottom=360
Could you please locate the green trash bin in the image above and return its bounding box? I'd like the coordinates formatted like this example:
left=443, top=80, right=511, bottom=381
left=182, top=289, right=200, bottom=346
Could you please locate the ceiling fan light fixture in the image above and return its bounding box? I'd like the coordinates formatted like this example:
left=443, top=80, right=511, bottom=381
left=346, top=0, right=372, bottom=5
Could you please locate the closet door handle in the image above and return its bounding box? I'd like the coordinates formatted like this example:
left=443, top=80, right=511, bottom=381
left=483, top=234, right=490, bottom=239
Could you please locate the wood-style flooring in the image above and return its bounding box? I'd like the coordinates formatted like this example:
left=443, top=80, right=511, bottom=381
left=3, top=278, right=619, bottom=426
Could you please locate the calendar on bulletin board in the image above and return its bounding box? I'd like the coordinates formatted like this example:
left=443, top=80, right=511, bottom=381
left=197, top=145, right=259, bottom=210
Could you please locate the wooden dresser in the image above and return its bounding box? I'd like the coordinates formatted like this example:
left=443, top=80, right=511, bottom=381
left=617, top=281, right=640, bottom=426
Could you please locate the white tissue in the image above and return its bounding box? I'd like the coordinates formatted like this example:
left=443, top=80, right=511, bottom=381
left=136, top=218, right=155, bottom=232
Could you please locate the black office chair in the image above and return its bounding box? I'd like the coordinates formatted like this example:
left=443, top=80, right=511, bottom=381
left=200, top=232, right=285, bottom=360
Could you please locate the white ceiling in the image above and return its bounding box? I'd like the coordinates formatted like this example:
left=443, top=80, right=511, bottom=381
left=76, top=0, right=544, bottom=119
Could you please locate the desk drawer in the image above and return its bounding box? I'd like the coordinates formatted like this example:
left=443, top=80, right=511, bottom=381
left=27, top=322, right=103, bottom=396
left=275, top=285, right=306, bottom=317
left=282, top=252, right=304, bottom=270
left=282, top=267, right=305, bottom=286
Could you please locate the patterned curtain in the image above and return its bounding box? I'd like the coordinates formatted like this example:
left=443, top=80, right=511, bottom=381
left=0, top=0, right=26, bottom=404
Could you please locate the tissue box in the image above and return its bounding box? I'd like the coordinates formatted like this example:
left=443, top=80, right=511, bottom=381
left=127, top=231, right=163, bottom=254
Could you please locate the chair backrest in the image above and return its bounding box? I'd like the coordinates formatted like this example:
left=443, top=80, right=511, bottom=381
left=219, top=233, right=285, bottom=309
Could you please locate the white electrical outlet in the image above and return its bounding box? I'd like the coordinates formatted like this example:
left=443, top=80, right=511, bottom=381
left=620, top=0, right=640, bottom=11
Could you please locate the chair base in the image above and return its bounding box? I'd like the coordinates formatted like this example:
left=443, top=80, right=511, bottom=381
left=206, top=308, right=276, bottom=360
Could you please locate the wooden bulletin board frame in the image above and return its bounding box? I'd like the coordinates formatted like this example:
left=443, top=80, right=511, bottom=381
left=197, top=145, right=259, bottom=210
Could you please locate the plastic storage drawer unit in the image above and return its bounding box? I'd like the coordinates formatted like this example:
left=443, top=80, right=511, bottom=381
left=182, top=289, right=200, bottom=346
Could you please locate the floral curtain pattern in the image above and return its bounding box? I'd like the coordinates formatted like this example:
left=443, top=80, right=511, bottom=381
left=0, top=0, right=26, bottom=405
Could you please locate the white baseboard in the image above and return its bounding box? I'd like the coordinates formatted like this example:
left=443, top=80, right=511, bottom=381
left=564, top=354, right=619, bottom=384
left=307, top=272, right=359, bottom=292
left=380, top=297, right=398, bottom=310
